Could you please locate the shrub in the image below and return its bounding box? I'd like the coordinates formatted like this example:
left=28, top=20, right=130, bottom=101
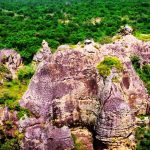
left=136, top=127, right=150, bottom=150
left=131, top=55, right=150, bottom=94
left=0, top=79, right=29, bottom=108
left=96, top=64, right=111, bottom=78
left=0, top=139, right=20, bottom=150
left=71, top=134, right=83, bottom=150
left=142, top=64, right=150, bottom=77
left=99, top=36, right=112, bottom=44
left=17, top=108, right=31, bottom=119
left=5, top=120, right=13, bottom=130
left=18, top=64, right=35, bottom=81
left=0, top=64, right=9, bottom=72
left=131, top=55, right=140, bottom=69
left=0, top=64, right=11, bottom=81
left=135, top=33, right=150, bottom=41
left=96, top=56, right=123, bottom=78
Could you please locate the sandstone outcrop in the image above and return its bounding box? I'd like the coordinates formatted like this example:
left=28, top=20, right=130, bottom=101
left=57, top=44, right=70, bottom=51
left=20, top=120, right=74, bottom=150
left=19, top=35, right=149, bottom=149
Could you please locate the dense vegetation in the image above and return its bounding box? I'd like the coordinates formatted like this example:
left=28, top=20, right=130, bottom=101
left=0, top=0, right=150, bottom=63
left=131, top=55, right=150, bottom=94
left=0, top=64, right=34, bottom=118
left=0, top=64, right=34, bottom=150
left=135, top=123, right=150, bottom=150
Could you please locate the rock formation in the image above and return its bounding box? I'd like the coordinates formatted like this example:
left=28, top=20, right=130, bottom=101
left=0, top=49, right=22, bottom=79
left=33, top=40, right=52, bottom=63
left=19, top=35, right=149, bottom=149
left=95, top=98, right=134, bottom=146
left=119, top=25, right=133, bottom=36
left=0, top=107, right=18, bottom=139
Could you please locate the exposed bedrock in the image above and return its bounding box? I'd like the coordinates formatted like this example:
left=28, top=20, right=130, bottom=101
left=95, top=97, right=134, bottom=146
left=19, top=35, right=149, bottom=149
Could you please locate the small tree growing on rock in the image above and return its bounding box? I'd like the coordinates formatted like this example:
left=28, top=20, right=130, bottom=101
left=96, top=56, right=123, bottom=78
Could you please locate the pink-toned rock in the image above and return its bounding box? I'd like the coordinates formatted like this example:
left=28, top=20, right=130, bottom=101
left=20, top=36, right=149, bottom=149
left=95, top=98, right=134, bottom=146
left=0, top=49, right=22, bottom=78
left=22, top=124, right=74, bottom=150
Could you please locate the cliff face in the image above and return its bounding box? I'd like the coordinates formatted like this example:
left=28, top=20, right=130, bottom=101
left=19, top=35, right=149, bottom=150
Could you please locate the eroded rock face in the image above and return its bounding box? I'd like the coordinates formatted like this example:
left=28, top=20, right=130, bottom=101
left=95, top=98, right=134, bottom=146
left=19, top=116, right=74, bottom=150
left=21, top=49, right=100, bottom=123
left=20, top=35, right=149, bottom=149
left=100, top=35, right=149, bottom=114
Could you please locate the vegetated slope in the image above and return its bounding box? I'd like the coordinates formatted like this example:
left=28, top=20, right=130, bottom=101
left=0, top=0, right=149, bottom=63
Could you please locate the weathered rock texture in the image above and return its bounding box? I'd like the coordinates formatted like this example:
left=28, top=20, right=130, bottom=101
left=95, top=98, right=134, bottom=145
left=20, top=35, right=149, bottom=149
left=20, top=119, right=74, bottom=150
left=71, top=128, right=94, bottom=150
left=0, top=107, right=18, bottom=139
left=0, top=49, right=22, bottom=79
left=33, top=40, right=52, bottom=63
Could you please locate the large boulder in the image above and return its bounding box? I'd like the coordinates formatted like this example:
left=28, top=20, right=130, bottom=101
left=20, top=49, right=100, bottom=122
